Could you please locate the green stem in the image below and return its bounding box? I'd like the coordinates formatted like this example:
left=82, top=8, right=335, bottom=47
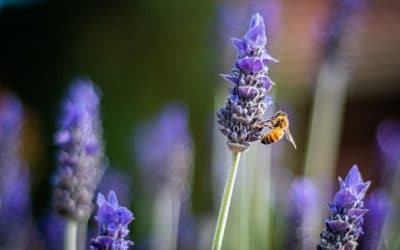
left=212, top=151, right=242, bottom=250
left=77, top=221, right=88, bottom=250
left=64, top=219, right=78, bottom=250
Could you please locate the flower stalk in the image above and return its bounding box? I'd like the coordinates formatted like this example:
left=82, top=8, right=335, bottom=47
left=214, top=12, right=277, bottom=249
left=212, top=151, right=241, bottom=250
left=64, top=219, right=78, bottom=250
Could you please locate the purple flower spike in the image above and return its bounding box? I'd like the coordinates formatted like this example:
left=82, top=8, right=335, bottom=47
left=134, top=103, right=193, bottom=195
left=286, top=178, right=318, bottom=250
left=0, top=95, right=29, bottom=222
left=0, top=95, right=33, bottom=249
left=52, top=78, right=105, bottom=221
left=359, top=190, right=390, bottom=250
left=90, top=191, right=134, bottom=250
left=217, top=13, right=277, bottom=152
left=318, top=165, right=371, bottom=250
left=376, top=119, right=400, bottom=166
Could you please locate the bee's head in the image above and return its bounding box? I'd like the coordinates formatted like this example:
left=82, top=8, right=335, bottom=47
left=275, top=110, right=287, bottom=118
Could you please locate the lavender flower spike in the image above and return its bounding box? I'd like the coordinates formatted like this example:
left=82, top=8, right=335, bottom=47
left=318, top=165, right=371, bottom=250
left=90, top=191, right=134, bottom=250
left=0, top=95, right=33, bottom=249
left=287, top=178, right=318, bottom=250
left=217, top=13, right=277, bottom=152
left=52, top=79, right=105, bottom=221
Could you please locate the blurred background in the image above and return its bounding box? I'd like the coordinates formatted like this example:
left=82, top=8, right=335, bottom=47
left=0, top=0, right=399, bottom=249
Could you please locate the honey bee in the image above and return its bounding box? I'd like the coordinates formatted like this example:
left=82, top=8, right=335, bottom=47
left=257, top=111, right=297, bottom=149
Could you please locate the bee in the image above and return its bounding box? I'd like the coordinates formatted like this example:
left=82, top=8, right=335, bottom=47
left=257, top=111, right=297, bottom=149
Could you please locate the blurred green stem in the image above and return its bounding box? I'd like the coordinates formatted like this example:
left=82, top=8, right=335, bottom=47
left=152, top=188, right=181, bottom=250
left=212, top=151, right=242, bottom=250
left=304, top=61, right=348, bottom=242
left=64, top=219, right=78, bottom=250
left=78, top=222, right=87, bottom=250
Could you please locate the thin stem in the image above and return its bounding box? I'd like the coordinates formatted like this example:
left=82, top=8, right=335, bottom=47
left=212, top=151, right=242, bottom=250
left=171, top=194, right=181, bottom=250
left=77, top=221, right=88, bottom=250
left=152, top=188, right=181, bottom=250
left=64, top=219, right=78, bottom=250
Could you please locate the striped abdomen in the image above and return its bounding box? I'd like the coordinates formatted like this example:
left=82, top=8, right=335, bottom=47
left=261, top=128, right=285, bottom=145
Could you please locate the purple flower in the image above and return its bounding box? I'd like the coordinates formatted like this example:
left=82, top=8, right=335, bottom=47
left=217, top=13, right=277, bottom=152
left=376, top=119, right=400, bottom=168
left=90, top=191, right=134, bottom=250
left=359, top=190, right=390, bottom=250
left=39, top=212, right=65, bottom=250
left=0, top=95, right=29, bottom=220
left=177, top=202, right=199, bottom=249
left=52, top=78, right=105, bottom=221
left=318, top=165, right=371, bottom=250
left=286, top=178, right=318, bottom=250
left=0, top=95, right=33, bottom=248
left=134, top=103, right=193, bottom=195
left=318, top=0, right=365, bottom=61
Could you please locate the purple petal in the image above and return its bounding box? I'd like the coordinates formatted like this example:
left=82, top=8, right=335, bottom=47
left=54, top=130, right=70, bottom=144
left=333, top=189, right=357, bottom=208
left=245, top=24, right=266, bottom=49
left=97, top=192, right=106, bottom=207
left=260, top=75, right=275, bottom=91
left=220, top=74, right=239, bottom=84
left=348, top=208, right=368, bottom=218
left=328, top=203, right=338, bottom=214
left=236, top=57, right=264, bottom=74
left=344, top=165, right=363, bottom=186
left=245, top=13, right=266, bottom=49
left=108, top=190, right=119, bottom=207
left=264, top=95, right=273, bottom=107
left=118, top=207, right=134, bottom=225
left=86, top=142, right=100, bottom=155
left=351, top=181, right=371, bottom=200
left=249, top=13, right=264, bottom=29
left=231, top=38, right=246, bottom=55
left=91, top=236, right=114, bottom=248
left=262, top=52, right=279, bottom=64
left=338, top=177, right=346, bottom=189
left=97, top=203, right=118, bottom=226
left=326, top=220, right=349, bottom=233
left=237, top=86, right=258, bottom=99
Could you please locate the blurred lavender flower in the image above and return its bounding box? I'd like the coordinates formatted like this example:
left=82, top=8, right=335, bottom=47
left=177, top=202, right=199, bottom=250
left=52, top=79, right=105, bottom=221
left=359, top=190, right=390, bottom=250
left=217, top=13, right=277, bottom=153
left=376, top=119, right=400, bottom=169
left=39, top=212, right=65, bottom=250
left=134, top=103, right=193, bottom=195
left=0, top=95, right=33, bottom=248
left=318, top=165, right=371, bottom=250
left=318, top=0, right=365, bottom=61
left=90, top=191, right=134, bottom=250
left=134, top=103, right=193, bottom=249
left=0, top=95, right=29, bottom=220
left=286, top=178, right=318, bottom=250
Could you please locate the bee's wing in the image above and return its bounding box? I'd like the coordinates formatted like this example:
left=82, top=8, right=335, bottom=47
left=255, top=120, right=273, bottom=129
left=284, top=128, right=297, bottom=149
